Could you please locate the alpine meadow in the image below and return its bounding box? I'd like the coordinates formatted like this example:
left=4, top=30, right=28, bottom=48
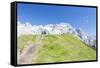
left=17, top=3, right=97, bottom=64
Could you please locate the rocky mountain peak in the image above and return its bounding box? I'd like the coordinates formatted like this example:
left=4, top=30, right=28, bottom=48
left=17, top=22, right=96, bottom=48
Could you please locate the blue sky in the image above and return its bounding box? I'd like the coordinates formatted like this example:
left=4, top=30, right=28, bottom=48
left=17, top=3, right=96, bottom=36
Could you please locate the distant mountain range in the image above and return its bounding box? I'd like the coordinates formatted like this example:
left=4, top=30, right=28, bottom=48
left=17, top=22, right=96, bottom=49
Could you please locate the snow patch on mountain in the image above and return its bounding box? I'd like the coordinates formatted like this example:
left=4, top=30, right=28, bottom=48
left=17, top=21, right=96, bottom=48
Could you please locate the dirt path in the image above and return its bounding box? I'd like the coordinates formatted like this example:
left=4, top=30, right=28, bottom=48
left=18, top=35, right=43, bottom=64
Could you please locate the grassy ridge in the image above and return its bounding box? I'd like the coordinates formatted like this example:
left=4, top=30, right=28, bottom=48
left=17, top=35, right=36, bottom=51
left=17, top=34, right=96, bottom=63
left=35, top=34, right=96, bottom=63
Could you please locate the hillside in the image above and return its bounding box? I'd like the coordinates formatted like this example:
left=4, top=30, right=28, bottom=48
left=18, top=22, right=96, bottom=49
left=17, top=34, right=96, bottom=64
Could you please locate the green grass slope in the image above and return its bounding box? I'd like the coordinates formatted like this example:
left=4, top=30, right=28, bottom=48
left=35, top=34, right=96, bottom=63
left=17, top=35, right=37, bottom=52
left=17, top=34, right=96, bottom=63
